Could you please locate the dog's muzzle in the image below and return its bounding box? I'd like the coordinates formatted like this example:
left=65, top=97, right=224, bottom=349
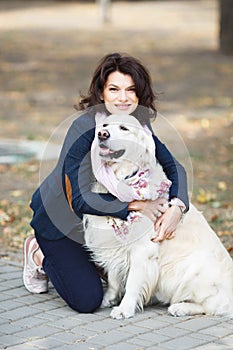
left=99, top=143, right=125, bottom=159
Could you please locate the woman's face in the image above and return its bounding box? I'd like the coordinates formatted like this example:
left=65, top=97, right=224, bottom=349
left=101, top=71, right=139, bottom=115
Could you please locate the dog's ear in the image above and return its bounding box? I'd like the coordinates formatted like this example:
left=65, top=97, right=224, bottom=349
left=138, top=126, right=156, bottom=168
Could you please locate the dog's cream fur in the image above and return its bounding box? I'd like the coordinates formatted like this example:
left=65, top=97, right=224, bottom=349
left=84, top=114, right=233, bottom=319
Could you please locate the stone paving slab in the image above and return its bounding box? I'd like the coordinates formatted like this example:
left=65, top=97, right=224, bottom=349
left=0, top=259, right=233, bottom=349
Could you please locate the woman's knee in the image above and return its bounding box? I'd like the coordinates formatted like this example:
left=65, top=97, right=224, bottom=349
left=46, top=266, right=104, bottom=313
left=67, top=283, right=104, bottom=313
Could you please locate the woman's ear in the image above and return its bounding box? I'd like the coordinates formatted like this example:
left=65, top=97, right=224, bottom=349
left=99, top=90, right=104, bottom=101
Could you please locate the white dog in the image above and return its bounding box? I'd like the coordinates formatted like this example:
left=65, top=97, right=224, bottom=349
left=84, top=114, right=233, bottom=319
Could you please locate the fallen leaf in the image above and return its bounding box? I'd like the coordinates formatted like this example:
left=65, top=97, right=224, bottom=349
left=211, top=214, right=219, bottom=222
left=3, top=226, right=13, bottom=235
left=201, top=118, right=210, bottom=129
left=0, top=210, right=11, bottom=225
left=217, top=230, right=233, bottom=236
left=196, top=188, right=216, bottom=204
left=211, top=201, right=221, bottom=208
left=217, top=181, right=227, bottom=191
left=9, top=190, right=24, bottom=197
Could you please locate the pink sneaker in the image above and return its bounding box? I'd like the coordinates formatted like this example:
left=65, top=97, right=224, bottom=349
left=23, top=236, right=49, bottom=293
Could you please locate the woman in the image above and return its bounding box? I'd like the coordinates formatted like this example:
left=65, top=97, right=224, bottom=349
left=23, top=53, right=189, bottom=313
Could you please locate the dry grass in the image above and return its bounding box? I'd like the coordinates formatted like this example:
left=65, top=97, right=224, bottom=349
left=0, top=0, right=232, bottom=261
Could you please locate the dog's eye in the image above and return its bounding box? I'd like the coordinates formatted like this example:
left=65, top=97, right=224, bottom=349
left=103, top=124, right=108, bottom=128
left=119, top=125, right=129, bottom=131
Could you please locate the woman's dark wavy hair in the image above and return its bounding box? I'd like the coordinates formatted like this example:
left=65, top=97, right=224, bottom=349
left=75, top=53, right=157, bottom=123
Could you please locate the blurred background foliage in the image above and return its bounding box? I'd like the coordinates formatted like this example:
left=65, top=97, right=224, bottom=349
left=0, top=0, right=232, bottom=260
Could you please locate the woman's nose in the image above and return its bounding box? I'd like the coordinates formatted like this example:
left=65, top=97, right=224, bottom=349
left=119, top=90, right=127, bottom=102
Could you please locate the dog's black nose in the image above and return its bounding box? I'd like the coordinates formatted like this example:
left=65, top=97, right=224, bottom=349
left=98, top=129, right=110, bottom=141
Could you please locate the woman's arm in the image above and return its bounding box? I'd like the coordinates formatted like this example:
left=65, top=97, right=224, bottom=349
left=150, top=134, right=190, bottom=241
left=152, top=134, right=189, bottom=212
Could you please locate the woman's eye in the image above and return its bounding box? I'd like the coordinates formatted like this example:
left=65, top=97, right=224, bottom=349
left=120, top=125, right=129, bottom=131
left=127, top=86, right=136, bottom=92
left=103, top=124, right=108, bottom=127
left=109, top=88, right=118, bottom=92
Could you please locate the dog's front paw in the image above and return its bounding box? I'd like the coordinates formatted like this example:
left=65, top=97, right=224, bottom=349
left=101, top=295, right=118, bottom=308
left=110, top=306, right=135, bottom=319
left=168, top=303, right=188, bottom=317
left=101, top=287, right=119, bottom=308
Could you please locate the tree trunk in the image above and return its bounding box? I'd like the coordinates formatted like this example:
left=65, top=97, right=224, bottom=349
left=219, top=0, right=233, bottom=54
left=98, top=0, right=111, bottom=24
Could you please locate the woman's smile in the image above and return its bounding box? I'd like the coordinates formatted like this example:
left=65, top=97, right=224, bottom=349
left=114, top=103, right=132, bottom=111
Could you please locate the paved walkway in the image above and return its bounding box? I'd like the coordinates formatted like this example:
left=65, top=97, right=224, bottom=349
left=0, top=259, right=233, bottom=350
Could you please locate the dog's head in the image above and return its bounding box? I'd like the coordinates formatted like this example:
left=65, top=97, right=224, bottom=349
left=96, top=114, right=155, bottom=170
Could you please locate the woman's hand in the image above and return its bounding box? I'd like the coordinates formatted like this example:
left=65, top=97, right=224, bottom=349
left=128, top=198, right=167, bottom=223
left=151, top=205, right=182, bottom=242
